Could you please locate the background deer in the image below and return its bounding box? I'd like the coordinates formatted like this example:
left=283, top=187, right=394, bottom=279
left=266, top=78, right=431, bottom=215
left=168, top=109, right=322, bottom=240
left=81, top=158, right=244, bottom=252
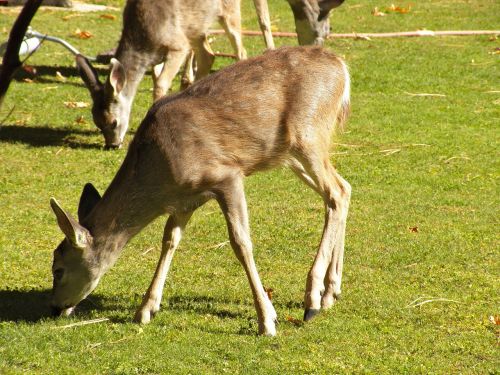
left=77, top=0, right=274, bottom=149
left=51, top=46, right=351, bottom=336
left=286, top=0, right=345, bottom=45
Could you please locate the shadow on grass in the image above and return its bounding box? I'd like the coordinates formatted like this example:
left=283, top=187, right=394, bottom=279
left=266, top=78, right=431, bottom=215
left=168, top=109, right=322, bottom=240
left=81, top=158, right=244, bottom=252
left=0, top=124, right=103, bottom=149
left=12, top=65, right=109, bottom=87
left=165, top=294, right=247, bottom=320
left=0, top=289, right=112, bottom=323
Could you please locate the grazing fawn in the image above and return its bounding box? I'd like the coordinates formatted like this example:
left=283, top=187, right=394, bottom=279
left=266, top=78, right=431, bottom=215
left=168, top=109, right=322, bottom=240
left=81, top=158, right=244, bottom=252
left=51, top=46, right=351, bottom=336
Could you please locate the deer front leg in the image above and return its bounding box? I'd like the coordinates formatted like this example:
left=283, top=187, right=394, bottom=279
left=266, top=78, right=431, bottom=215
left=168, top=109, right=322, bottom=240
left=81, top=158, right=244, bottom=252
left=134, top=211, right=192, bottom=324
left=217, top=177, right=277, bottom=336
left=152, top=47, right=190, bottom=101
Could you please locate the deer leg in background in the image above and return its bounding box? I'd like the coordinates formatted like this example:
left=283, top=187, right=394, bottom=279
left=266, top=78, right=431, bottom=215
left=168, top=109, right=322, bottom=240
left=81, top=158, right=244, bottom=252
left=219, top=1, right=247, bottom=60
left=134, top=211, right=193, bottom=324
left=180, top=50, right=196, bottom=90
left=216, top=176, right=277, bottom=336
left=152, top=47, right=190, bottom=101
left=192, top=35, right=215, bottom=79
left=252, top=0, right=275, bottom=49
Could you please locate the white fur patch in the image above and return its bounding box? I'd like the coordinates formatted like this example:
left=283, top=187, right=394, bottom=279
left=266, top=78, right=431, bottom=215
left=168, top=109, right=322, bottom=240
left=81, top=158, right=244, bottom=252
left=340, top=59, right=351, bottom=108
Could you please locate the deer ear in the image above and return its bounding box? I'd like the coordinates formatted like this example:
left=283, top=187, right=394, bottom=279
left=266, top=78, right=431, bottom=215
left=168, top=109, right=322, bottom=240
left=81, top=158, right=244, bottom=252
left=50, top=198, right=89, bottom=249
left=78, top=183, right=101, bottom=222
left=75, top=54, right=103, bottom=97
left=108, top=58, right=126, bottom=96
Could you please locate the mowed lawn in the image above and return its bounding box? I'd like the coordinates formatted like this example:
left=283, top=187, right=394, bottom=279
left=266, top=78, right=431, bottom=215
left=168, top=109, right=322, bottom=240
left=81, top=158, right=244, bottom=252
left=0, top=0, right=498, bottom=373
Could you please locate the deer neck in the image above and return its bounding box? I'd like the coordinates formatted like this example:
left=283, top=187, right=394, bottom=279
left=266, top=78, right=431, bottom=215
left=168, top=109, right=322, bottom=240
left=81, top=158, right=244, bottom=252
left=82, top=156, right=161, bottom=273
left=114, top=45, right=151, bottom=102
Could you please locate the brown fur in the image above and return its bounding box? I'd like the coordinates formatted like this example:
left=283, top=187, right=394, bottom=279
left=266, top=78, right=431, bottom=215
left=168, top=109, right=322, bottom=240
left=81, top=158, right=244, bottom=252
left=51, top=47, right=351, bottom=335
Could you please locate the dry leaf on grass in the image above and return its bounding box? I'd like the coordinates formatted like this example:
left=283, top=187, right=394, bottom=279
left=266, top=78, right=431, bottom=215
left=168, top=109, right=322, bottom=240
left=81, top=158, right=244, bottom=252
left=62, top=13, right=83, bottom=21
left=489, top=315, right=500, bottom=325
left=64, top=101, right=89, bottom=109
left=22, top=65, right=37, bottom=75
left=372, top=7, right=386, bottom=16
left=286, top=316, right=304, bottom=326
left=74, top=29, right=93, bottom=39
left=409, top=226, right=419, bottom=233
left=100, top=14, right=117, bottom=20
left=75, top=115, right=86, bottom=124
left=264, top=287, right=274, bottom=301
left=386, top=4, right=412, bottom=13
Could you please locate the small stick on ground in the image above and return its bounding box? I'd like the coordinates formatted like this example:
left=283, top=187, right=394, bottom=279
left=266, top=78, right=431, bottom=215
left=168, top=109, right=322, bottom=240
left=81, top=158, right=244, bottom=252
left=406, top=297, right=460, bottom=308
left=52, top=317, right=109, bottom=329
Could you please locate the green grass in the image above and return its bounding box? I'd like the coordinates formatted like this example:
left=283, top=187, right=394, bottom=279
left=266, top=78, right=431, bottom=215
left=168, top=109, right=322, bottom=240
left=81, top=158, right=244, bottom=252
left=1, top=0, right=499, bottom=373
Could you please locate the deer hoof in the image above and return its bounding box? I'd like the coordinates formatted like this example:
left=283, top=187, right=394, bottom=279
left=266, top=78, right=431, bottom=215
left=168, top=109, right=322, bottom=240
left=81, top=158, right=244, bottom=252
left=134, top=309, right=152, bottom=324
left=303, top=308, right=320, bottom=321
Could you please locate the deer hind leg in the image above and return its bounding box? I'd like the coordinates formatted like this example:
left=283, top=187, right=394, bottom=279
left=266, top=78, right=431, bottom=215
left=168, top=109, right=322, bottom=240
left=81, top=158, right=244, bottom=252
left=192, top=36, right=215, bottom=80
left=216, top=176, right=277, bottom=336
left=152, top=47, right=190, bottom=101
left=289, top=154, right=350, bottom=321
left=219, top=2, right=247, bottom=60
left=134, top=211, right=193, bottom=324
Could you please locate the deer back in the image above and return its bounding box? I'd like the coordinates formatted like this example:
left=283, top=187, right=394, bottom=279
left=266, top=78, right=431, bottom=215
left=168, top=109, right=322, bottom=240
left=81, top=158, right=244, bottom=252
left=128, top=46, right=350, bottom=191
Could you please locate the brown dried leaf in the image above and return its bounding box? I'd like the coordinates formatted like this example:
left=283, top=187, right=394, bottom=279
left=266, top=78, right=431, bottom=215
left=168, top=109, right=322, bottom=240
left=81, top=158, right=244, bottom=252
left=74, top=29, right=93, bottom=39
left=386, top=4, right=412, bottom=13
left=64, top=101, right=89, bottom=109
left=372, top=7, right=386, bottom=16
left=22, top=65, right=37, bottom=75
left=100, top=14, right=117, bottom=20
left=264, top=287, right=274, bottom=301
left=409, top=226, right=419, bottom=233
left=489, top=315, right=500, bottom=325
left=286, top=316, right=304, bottom=326
left=75, top=115, right=86, bottom=124
left=62, top=13, right=83, bottom=21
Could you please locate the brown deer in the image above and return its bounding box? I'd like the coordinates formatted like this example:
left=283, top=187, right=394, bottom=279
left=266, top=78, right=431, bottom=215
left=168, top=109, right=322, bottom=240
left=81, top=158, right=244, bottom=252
left=50, top=46, right=351, bottom=336
left=76, top=0, right=274, bottom=149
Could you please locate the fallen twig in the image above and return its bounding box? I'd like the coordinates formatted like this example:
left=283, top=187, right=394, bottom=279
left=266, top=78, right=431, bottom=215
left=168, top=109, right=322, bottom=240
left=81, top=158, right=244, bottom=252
left=406, top=297, right=461, bottom=308
left=444, top=156, right=471, bottom=164
left=141, top=247, right=155, bottom=256
left=380, top=148, right=401, bottom=156
left=209, top=29, right=500, bottom=39
left=52, top=317, right=109, bottom=329
left=404, top=92, right=446, bottom=97
left=207, top=241, right=229, bottom=250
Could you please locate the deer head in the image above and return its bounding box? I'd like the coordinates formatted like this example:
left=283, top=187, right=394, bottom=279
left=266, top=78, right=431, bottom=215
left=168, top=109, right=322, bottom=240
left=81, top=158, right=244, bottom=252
left=76, top=55, right=130, bottom=149
left=288, top=0, right=345, bottom=45
left=49, top=183, right=103, bottom=316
